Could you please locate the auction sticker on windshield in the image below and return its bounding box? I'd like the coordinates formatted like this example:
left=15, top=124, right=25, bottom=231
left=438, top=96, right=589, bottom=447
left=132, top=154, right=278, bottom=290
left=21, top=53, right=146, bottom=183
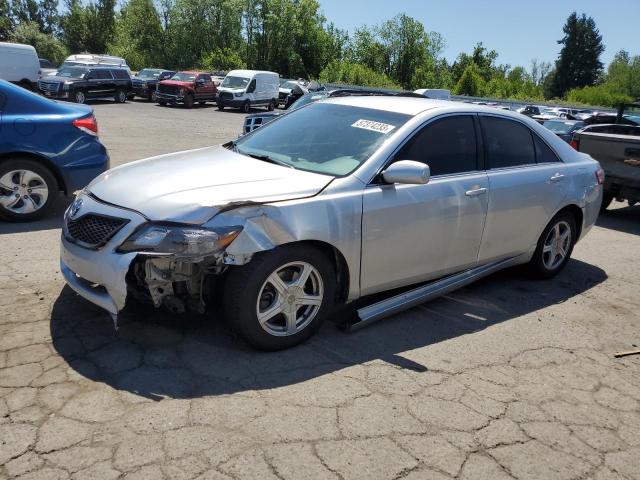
left=351, top=119, right=396, bottom=134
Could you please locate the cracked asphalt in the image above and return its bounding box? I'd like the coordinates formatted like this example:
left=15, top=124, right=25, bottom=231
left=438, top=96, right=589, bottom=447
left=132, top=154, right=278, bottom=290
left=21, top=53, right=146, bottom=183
left=1, top=100, right=640, bottom=480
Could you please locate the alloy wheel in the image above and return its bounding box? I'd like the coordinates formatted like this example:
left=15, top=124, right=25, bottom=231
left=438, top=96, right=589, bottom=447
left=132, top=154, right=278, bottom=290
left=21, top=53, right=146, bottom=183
left=542, top=220, right=571, bottom=270
left=256, top=261, right=324, bottom=336
left=0, top=170, right=49, bottom=215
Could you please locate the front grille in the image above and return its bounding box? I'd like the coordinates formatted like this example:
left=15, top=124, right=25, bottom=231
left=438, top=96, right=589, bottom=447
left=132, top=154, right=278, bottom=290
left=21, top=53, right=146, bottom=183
left=158, top=84, right=179, bottom=95
left=132, top=79, right=145, bottom=88
left=66, top=214, right=128, bottom=249
left=219, top=91, right=233, bottom=101
left=243, top=115, right=280, bottom=134
left=38, top=80, right=60, bottom=93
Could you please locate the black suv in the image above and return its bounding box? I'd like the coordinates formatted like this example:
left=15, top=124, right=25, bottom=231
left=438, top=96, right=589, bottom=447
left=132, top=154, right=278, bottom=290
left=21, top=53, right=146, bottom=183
left=37, top=66, right=132, bottom=104
left=130, top=68, right=176, bottom=101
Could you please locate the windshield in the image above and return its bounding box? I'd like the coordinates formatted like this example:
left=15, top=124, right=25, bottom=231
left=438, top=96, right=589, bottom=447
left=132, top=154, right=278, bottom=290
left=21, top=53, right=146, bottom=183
left=544, top=121, right=582, bottom=133
left=281, top=81, right=300, bottom=90
left=56, top=67, right=88, bottom=78
left=289, top=93, right=329, bottom=110
left=222, top=76, right=250, bottom=88
left=137, top=69, right=162, bottom=79
left=171, top=72, right=196, bottom=82
left=234, top=103, right=411, bottom=176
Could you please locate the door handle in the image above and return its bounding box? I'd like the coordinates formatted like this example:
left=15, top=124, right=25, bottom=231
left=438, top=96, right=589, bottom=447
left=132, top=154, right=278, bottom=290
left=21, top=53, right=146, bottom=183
left=465, top=186, right=487, bottom=196
left=549, top=173, right=565, bottom=182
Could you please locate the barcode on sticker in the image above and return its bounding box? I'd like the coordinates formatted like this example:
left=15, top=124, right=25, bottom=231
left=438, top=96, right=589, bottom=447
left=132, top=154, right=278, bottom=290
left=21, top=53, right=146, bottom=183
left=351, top=119, right=396, bottom=134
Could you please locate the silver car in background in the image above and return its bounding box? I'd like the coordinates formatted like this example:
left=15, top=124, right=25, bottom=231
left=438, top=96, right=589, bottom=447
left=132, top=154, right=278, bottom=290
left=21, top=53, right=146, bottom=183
left=60, top=97, right=603, bottom=350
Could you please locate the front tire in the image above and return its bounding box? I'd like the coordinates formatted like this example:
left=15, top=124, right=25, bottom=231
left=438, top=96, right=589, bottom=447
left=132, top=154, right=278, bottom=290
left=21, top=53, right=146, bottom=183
left=223, top=245, right=336, bottom=350
left=72, top=90, right=86, bottom=104
left=528, top=211, right=577, bottom=279
left=242, top=101, right=251, bottom=113
left=183, top=93, right=194, bottom=109
left=268, top=100, right=276, bottom=111
left=0, top=159, right=57, bottom=222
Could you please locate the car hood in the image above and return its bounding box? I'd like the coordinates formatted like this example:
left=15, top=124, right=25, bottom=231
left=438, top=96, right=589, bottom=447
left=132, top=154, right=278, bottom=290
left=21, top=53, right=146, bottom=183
left=87, top=145, right=334, bottom=224
left=159, top=80, right=193, bottom=87
left=45, top=75, right=82, bottom=82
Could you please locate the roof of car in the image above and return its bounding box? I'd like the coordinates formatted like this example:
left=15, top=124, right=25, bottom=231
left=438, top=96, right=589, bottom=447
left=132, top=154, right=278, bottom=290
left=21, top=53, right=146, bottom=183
left=324, top=95, right=452, bottom=115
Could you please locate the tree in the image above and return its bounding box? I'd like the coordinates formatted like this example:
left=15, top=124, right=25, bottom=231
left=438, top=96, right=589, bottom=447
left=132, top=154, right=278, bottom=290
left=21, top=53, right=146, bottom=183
left=9, top=21, right=67, bottom=63
left=452, top=43, right=501, bottom=84
left=61, top=0, right=88, bottom=53
left=319, top=60, right=399, bottom=88
left=547, top=12, right=604, bottom=98
left=453, top=63, right=485, bottom=96
left=108, top=0, right=163, bottom=70
left=530, top=59, right=552, bottom=85
left=0, top=0, right=13, bottom=40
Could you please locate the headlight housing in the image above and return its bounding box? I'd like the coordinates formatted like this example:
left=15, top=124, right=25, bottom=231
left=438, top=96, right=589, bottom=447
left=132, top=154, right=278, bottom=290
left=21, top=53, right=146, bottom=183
left=234, top=92, right=244, bottom=97
left=117, top=223, right=242, bottom=256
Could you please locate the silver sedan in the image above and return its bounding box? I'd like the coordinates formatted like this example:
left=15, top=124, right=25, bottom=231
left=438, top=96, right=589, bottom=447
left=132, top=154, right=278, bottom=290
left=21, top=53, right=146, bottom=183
left=60, top=96, right=603, bottom=350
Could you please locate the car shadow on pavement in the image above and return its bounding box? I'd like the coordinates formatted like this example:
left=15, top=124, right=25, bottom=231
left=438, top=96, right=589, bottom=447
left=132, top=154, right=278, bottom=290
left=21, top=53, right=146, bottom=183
left=50, top=258, right=607, bottom=401
left=0, top=196, right=71, bottom=234
left=596, top=204, right=640, bottom=236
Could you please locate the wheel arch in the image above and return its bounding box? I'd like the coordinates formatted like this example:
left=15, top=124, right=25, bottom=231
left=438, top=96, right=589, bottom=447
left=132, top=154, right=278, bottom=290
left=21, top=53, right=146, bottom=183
left=0, top=152, right=65, bottom=193
left=556, top=203, right=584, bottom=240
left=272, top=239, right=350, bottom=305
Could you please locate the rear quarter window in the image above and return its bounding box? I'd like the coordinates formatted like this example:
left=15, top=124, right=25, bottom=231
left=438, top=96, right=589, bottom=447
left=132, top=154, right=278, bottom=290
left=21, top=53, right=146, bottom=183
left=112, top=69, right=130, bottom=79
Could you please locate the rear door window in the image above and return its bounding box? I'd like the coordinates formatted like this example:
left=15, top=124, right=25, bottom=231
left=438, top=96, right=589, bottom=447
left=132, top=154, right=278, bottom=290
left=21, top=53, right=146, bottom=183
left=96, top=69, right=113, bottom=80
left=395, top=115, right=478, bottom=176
left=481, top=116, right=535, bottom=168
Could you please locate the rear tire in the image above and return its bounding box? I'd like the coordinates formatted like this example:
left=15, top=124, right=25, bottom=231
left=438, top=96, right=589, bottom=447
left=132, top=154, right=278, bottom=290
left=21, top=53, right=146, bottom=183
left=158, top=100, right=167, bottom=106
left=0, top=159, right=57, bottom=222
left=223, top=245, right=336, bottom=350
left=183, top=93, right=194, bottom=109
left=199, top=101, right=206, bottom=106
left=527, top=211, right=577, bottom=279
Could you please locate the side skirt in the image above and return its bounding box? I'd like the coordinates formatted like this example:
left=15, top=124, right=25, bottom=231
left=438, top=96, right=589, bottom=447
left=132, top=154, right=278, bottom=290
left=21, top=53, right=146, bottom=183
left=347, top=255, right=528, bottom=332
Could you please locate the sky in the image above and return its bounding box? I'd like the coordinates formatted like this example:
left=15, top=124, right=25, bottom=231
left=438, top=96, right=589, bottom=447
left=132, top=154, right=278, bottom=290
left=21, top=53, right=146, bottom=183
left=318, top=0, right=638, bottom=69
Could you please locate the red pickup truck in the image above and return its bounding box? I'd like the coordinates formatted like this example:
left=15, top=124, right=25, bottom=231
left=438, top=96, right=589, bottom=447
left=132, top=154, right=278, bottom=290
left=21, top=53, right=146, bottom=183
left=155, top=71, right=217, bottom=108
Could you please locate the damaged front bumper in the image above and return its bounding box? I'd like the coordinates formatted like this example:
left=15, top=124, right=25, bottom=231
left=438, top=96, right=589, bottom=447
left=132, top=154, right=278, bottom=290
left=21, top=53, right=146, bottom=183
left=59, top=194, right=147, bottom=315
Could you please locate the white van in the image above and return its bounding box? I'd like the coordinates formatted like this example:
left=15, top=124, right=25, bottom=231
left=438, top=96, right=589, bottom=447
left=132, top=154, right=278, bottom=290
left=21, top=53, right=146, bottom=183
left=217, top=70, right=279, bottom=113
left=414, top=88, right=451, bottom=101
left=0, top=42, right=40, bottom=89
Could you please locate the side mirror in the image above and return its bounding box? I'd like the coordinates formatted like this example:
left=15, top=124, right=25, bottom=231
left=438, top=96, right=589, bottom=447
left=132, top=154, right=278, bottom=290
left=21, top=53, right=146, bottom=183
left=382, top=160, right=430, bottom=185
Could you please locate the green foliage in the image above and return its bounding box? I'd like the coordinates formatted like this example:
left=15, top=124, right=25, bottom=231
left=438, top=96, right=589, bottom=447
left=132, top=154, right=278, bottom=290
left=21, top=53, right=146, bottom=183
left=566, top=85, right=632, bottom=108
left=107, top=0, right=163, bottom=70
left=0, top=0, right=13, bottom=40
left=60, top=0, right=116, bottom=53
left=200, top=47, right=246, bottom=71
left=9, top=21, right=67, bottom=63
left=454, top=63, right=485, bottom=96
left=547, top=12, right=604, bottom=98
left=319, top=60, right=399, bottom=89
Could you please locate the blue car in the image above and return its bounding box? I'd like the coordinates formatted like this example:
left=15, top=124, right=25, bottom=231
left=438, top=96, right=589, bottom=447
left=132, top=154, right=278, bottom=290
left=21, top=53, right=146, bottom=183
left=0, top=79, right=109, bottom=221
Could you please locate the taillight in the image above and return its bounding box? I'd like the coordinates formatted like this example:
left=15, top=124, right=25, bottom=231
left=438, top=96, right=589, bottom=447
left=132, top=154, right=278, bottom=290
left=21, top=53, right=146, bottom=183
left=595, top=168, right=605, bottom=185
left=569, top=139, right=579, bottom=150
left=72, top=114, right=98, bottom=136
